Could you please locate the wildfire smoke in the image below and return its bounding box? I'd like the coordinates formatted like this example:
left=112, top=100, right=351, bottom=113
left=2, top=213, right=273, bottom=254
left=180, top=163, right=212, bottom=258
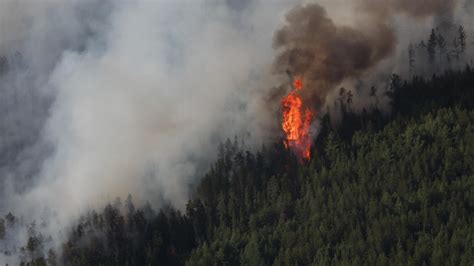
left=274, top=0, right=461, bottom=161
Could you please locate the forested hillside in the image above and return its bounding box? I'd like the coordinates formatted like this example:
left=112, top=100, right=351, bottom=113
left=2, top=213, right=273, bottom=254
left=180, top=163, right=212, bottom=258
left=6, top=66, right=473, bottom=265
left=0, top=0, right=473, bottom=264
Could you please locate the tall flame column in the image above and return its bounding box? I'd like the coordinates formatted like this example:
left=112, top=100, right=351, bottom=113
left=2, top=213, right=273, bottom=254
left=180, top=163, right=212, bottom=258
left=281, top=77, right=313, bottom=161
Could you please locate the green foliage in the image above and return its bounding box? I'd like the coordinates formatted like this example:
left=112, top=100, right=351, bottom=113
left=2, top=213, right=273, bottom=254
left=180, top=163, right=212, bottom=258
left=184, top=69, right=474, bottom=265
left=17, top=66, right=474, bottom=265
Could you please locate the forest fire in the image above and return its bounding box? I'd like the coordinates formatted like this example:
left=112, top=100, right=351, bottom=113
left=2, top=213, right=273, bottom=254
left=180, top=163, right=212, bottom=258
left=281, top=77, right=313, bottom=161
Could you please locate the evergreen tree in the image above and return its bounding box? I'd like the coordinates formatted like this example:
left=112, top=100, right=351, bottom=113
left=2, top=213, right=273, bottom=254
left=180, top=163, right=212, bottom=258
left=408, top=43, right=416, bottom=76
left=458, top=25, right=467, bottom=53
left=0, top=218, right=5, bottom=240
left=427, top=29, right=437, bottom=63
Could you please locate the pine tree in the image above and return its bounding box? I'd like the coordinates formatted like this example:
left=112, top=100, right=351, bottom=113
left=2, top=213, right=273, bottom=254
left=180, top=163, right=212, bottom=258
left=427, top=29, right=437, bottom=63
left=408, top=43, right=416, bottom=76
left=241, top=234, right=265, bottom=265
left=346, top=90, right=353, bottom=111
left=458, top=25, right=466, bottom=53
left=437, top=33, right=447, bottom=67
left=0, top=218, right=5, bottom=240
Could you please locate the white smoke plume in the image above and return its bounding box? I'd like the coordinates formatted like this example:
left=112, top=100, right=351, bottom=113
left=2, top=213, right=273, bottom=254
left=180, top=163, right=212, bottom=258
left=0, top=0, right=295, bottom=262
left=0, top=0, right=472, bottom=263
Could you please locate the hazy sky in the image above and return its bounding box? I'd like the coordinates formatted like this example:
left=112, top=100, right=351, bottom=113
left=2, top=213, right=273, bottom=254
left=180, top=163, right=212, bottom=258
left=0, top=0, right=472, bottom=263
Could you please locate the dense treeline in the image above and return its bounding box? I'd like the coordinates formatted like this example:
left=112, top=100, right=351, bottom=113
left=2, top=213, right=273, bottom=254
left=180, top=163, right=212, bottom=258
left=3, top=30, right=474, bottom=265
left=6, top=65, right=472, bottom=265
left=183, top=70, right=474, bottom=265
left=188, top=108, right=473, bottom=265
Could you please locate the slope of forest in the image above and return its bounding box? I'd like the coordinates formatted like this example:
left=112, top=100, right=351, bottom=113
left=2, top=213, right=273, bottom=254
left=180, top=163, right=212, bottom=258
left=5, top=65, right=472, bottom=265
left=0, top=1, right=472, bottom=264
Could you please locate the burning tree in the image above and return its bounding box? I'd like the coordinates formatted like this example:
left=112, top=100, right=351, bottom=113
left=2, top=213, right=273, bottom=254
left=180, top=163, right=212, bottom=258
left=281, top=77, right=313, bottom=161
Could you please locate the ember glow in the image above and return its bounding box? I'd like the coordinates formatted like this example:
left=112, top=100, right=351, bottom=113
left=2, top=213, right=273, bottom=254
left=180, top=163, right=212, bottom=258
left=293, top=78, right=303, bottom=90
left=281, top=77, right=313, bottom=161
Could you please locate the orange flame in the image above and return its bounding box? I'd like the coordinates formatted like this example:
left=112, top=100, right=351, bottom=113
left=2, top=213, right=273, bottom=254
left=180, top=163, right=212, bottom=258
left=293, top=78, right=303, bottom=90
left=281, top=77, right=313, bottom=161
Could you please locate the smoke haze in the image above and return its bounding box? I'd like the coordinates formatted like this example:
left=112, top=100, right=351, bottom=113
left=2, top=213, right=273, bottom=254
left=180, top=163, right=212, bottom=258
left=0, top=0, right=472, bottom=263
left=272, top=0, right=465, bottom=113
left=0, top=1, right=295, bottom=262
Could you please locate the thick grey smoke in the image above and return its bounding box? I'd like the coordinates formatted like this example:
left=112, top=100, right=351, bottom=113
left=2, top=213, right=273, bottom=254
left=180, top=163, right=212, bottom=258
left=0, top=0, right=472, bottom=263
left=0, top=0, right=113, bottom=204
left=272, top=0, right=465, bottom=113
left=0, top=0, right=294, bottom=263
left=273, top=3, right=395, bottom=109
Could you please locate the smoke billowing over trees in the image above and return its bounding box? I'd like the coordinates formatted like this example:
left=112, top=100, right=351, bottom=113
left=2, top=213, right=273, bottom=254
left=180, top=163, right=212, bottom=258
left=0, top=0, right=473, bottom=264
left=272, top=0, right=464, bottom=113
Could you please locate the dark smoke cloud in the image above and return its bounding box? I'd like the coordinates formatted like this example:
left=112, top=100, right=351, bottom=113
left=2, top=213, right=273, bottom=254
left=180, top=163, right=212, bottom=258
left=272, top=3, right=395, bottom=109
left=272, top=0, right=461, bottom=110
